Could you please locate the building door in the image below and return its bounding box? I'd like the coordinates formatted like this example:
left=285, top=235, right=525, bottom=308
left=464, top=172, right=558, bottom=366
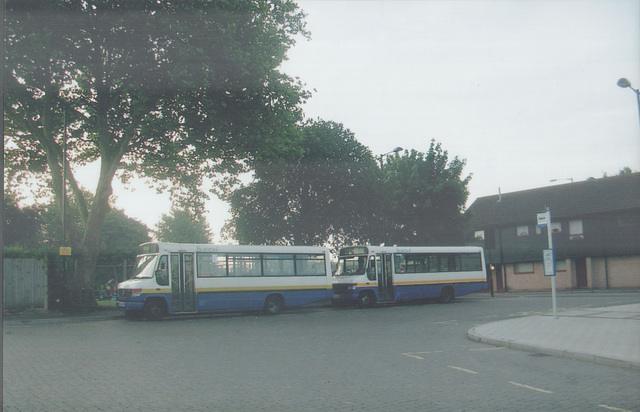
left=575, top=258, right=588, bottom=289
left=170, top=253, right=196, bottom=312
left=494, top=264, right=504, bottom=292
left=377, top=254, right=394, bottom=302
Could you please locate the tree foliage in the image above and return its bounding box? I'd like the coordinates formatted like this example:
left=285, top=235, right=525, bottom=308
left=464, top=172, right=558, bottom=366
left=224, top=120, right=380, bottom=249
left=93, top=209, right=151, bottom=289
left=381, top=140, right=470, bottom=245
left=98, top=209, right=151, bottom=261
left=617, top=167, right=634, bottom=176
left=4, top=0, right=309, bottom=302
left=4, top=193, right=44, bottom=249
left=5, top=188, right=150, bottom=260
left=155, top=208, right=212, bottom=244
left=225, top=131, right=471, bottom=248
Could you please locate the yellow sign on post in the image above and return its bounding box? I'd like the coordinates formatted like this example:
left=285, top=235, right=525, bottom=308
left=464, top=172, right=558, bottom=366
left=59, top=247, right=72, bottom=256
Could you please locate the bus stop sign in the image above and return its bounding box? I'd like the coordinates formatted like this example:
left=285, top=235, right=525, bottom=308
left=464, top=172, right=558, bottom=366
left=543, top=249, right=555, bottom=277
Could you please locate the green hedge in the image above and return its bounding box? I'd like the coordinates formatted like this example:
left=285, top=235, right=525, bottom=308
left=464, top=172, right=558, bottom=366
left=3, top=246, right=48, bottom=259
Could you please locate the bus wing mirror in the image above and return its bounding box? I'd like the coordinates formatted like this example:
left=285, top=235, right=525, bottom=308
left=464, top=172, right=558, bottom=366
left=156, top=262, right=166, bottom=276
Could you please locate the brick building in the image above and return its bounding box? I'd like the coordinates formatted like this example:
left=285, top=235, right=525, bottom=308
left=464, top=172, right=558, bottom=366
left=466, top=173, right=640, bottom=292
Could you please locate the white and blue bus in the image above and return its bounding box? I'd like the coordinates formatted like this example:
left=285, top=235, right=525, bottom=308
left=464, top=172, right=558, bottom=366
left=332, top=245, right=487, bottom=307
left=117, top=242, right=332, bottom=319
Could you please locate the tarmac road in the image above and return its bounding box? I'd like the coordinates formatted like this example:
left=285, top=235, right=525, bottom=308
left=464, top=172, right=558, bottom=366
left=3, top=291, right=640, bottom=411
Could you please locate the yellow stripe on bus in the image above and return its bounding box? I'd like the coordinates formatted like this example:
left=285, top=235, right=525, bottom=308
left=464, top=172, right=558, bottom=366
left=196, top=285, right=331, bottom=293
left=356, top=278, right=485, bottom=287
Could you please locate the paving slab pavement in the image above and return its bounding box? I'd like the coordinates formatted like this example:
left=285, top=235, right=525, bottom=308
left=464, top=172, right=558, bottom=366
left=2, top=308, right=121, bottom=325
left=468, top=303, right=640, bottom=370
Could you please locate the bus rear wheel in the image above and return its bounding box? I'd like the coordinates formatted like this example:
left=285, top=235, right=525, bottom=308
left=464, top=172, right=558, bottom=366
left=264, top=295, right=284, bottom=315
left=358, top=291, right=376, bottom=309
left=439, top=287, right=455, bottom=304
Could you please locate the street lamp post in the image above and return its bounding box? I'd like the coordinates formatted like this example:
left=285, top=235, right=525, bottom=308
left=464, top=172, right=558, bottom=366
left=617, top=78, right=640, bottom=132
left=378, top=146, right=403, bottom=168
left=377, top=146, right=403, bottom=243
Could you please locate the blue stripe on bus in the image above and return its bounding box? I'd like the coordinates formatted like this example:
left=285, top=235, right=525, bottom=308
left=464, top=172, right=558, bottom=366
left=119, top=289, right=331, bottom=314
left=195, top=289, right=330, bottom=312
left=332, top=281, right=487, bottom=303
left=393, top=281, right=486, bottom=300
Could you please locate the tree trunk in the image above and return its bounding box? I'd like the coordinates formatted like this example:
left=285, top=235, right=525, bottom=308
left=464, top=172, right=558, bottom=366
left=66, top=158, right=118, bottom=311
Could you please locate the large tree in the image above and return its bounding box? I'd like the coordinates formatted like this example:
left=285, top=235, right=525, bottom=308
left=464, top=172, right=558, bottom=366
left=381, top=140, right=471, bottom=245
left=224, top=119, right=380, bottom=249
left=4, top=0, right=309, bottom=305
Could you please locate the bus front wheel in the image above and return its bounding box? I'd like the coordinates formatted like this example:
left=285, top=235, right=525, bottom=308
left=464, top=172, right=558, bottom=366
left=264, top=295, right=284, bottom=315
left=358, top=291, right=376, bottom=309
left=143, top=299, right=166, bottom=320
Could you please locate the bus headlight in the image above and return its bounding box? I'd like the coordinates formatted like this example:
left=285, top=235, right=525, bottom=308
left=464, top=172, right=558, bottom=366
left=131, top=289, right=142, bottom=297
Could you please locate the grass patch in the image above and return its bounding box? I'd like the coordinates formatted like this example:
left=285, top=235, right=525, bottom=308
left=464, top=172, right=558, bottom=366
left=97, top=299, right=117, bottom=309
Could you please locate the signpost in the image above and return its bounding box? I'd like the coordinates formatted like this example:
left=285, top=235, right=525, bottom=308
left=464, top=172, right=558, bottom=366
left=538, top=207, right=558, bottom=319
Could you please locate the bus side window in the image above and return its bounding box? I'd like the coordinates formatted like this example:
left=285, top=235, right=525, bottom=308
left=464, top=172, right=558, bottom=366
left=366, top=256, right=376, bottom=281
left=156, top=255, right=169, bottom=286
left=394, top=254, right=406, bottom=273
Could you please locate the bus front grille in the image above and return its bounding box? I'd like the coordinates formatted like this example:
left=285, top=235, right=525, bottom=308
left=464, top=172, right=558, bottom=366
left=332, top=284, right=354, bottom=294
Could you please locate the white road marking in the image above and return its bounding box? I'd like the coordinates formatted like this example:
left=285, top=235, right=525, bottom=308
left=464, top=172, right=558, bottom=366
left=434, top=320, right=458, bottom=325
left=447, top=366, right=479, bottom=374
left=401, top=350, right=443, bottom=360
left=599, top=405, right=631, bottom=412
left=402, top=353, right=424, bottom=360
left=508, top=381, right=553, bottom=394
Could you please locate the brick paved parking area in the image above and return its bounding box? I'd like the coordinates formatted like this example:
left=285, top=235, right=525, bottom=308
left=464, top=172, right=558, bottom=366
left=3, top=293, right=640, bottom=411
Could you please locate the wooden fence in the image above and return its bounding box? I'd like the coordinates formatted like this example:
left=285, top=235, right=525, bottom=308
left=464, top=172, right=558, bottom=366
left=3, top=258, right=47, bottom=311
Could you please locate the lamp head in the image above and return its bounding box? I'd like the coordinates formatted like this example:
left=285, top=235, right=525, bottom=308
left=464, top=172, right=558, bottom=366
left=617, top=78, right=632, bottom=88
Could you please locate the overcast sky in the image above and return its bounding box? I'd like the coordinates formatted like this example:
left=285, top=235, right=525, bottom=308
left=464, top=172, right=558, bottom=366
left=86, top=0, right=640, bottom=241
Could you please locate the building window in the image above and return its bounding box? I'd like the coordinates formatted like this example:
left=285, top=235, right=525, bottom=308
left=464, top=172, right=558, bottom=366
left=516, top=225, right=529, bottom=237
left=474, top=230, right=485, bottom=240
left=618, top=216, right=636, bottom=227
left=556, top=260, right=567, bottom=272
left=569, top=219, right=583, bottom=240
left=514, top=262, right=534, bottom=274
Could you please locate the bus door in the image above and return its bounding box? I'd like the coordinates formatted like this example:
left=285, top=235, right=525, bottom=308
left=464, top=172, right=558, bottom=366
left=377, top=254, right=394, bottom=302
left=170, top=253, right=196, bottom=313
